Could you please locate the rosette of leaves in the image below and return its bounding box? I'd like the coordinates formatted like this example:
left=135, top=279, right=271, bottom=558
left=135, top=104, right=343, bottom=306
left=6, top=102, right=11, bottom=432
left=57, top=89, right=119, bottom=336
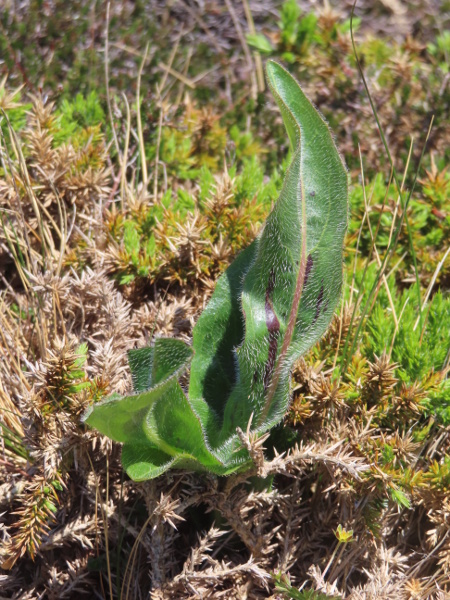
left=83, top=61, right=348, bottom=481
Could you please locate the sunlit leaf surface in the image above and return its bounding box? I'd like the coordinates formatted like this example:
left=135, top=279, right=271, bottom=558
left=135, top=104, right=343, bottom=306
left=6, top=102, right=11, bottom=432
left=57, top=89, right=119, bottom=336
left=83, top=61, right=348, bottom=479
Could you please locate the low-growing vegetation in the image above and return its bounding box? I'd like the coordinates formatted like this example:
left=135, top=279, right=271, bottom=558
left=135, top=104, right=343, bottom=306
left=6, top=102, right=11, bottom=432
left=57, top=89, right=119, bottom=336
left=0, top=1, right=449, bottom=598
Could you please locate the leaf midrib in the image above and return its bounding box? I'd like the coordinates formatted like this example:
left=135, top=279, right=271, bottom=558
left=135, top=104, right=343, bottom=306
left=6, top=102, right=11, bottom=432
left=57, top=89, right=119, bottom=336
left=256, top=72, right=307, bottom=426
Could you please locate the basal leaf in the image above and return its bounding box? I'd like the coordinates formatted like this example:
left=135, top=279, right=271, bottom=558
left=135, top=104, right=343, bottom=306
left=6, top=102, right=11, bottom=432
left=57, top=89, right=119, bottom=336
left=143, top=379, right=225, bottom=469
left=82, top=337, right=193, bottom=444
left=84, top=61, right=348, bottom=480
left=121, top=445, right=177, bottom=481
left=219, top=61, right=348, bottom=442
left=83, top=337, right=225, bottom=478
left=128, top=337, right=193, bottom=392
left=188, top=241, right=258, bottom=438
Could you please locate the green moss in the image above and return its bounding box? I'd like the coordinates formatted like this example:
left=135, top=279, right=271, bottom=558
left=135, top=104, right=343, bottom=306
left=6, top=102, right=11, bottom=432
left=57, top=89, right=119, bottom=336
left=55, top=91, right=105, bottom=143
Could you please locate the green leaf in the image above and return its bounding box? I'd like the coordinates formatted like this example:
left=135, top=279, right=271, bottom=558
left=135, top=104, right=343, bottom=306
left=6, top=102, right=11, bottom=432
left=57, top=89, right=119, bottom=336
left=219, top=61, right=348, bottom=441
left=83, top=338, right=225, bottom=479
left=188, top=241, right=258, bottom=440
left=146, top=233, right=156, bottom=256
left=128, top=338, right=193, bottom=392
left=82, top=338, right=193, bottom=447
left=121, top=445, right=177, bottom=481
left=74, top=343, right=88, bottom=368
left=123, top=222, right=140, bottom=256
left=246, top=33, right=274, bottom=54
left=84, top=61, right=348, bottom=480
left=279, top=0, right=301, bottom=47
left=119, top=273, right=135, bottom=285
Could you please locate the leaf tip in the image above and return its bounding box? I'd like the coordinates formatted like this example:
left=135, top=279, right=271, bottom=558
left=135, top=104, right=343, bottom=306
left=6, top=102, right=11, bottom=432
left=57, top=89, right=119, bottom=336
left=265, top=59, right=285, bottom=85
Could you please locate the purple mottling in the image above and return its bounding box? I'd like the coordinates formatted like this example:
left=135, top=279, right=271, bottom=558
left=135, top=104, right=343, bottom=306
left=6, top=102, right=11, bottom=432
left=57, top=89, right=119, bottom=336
left=263, top=270, right=280, bottom=391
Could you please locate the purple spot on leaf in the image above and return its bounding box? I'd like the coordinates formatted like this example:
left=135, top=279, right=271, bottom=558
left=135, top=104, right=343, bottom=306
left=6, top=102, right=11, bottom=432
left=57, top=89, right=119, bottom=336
left=264, top=270, right=280, bottom=391
left=266, top=268, right=276, bottom=296
left=304, top=254, right=313, bottom=287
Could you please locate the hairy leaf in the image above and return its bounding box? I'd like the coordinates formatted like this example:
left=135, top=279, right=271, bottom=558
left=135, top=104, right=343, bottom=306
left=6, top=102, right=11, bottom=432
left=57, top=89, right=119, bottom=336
left=220, top=61, right=348, bottom=442
left=83, top=61, right=348, bottom=479
left=83, top=338, right=225, bottom=479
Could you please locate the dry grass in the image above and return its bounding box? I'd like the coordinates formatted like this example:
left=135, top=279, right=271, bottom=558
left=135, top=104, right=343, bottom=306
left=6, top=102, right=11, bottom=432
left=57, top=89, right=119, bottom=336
left=0, top=2, right=449, bottom=597
left=0, top=90, right=448, bottom=599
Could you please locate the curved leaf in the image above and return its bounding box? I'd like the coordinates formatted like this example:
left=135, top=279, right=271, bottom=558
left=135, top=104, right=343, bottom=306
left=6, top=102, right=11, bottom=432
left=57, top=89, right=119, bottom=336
left=188, top=241, right=258, bottom=439
left=128, top=337, right=193, bottom=391
left=82, top=338, right=194, bottom=443
left=219, top=60, right=348, bottom=441
left=121, top=445, right=177, bottom=481
left=83, top=338, right=226, bottom=477
left=84, top=62, right=348, bottom=480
